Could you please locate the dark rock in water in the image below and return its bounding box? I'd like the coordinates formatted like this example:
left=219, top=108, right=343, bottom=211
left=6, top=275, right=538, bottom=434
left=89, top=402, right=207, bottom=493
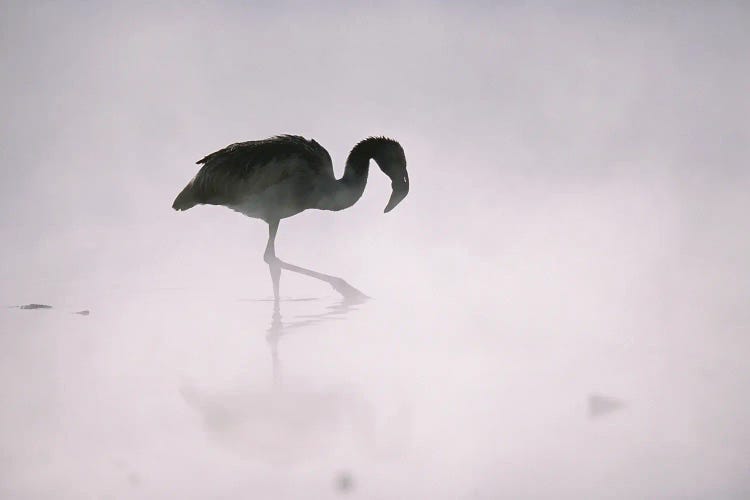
left=335, top=471, right=354, bottom=493
left=11, top=304, right=90, bottom=315
left=588, top=394, right=626, bottom=418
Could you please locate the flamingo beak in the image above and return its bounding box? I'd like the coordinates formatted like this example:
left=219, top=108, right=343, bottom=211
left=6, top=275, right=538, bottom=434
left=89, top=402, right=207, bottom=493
left=384, top=173, right=409, bottom=213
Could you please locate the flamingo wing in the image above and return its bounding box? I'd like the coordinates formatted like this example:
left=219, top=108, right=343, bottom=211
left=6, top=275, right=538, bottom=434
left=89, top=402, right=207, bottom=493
left=173, top=135, right=333, bottom=211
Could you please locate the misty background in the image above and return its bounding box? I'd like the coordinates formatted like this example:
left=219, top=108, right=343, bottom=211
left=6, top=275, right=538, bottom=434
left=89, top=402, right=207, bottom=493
left=1, top=1, right=748, bottom=498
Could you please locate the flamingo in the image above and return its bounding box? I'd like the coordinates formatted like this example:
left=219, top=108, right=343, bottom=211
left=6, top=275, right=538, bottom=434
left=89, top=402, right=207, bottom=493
left=172, top=135, right=409, bottom=298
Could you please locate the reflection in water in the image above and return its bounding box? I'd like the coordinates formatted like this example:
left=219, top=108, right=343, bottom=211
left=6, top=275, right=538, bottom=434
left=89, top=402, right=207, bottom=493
left=181, top=262, right=410, bottom=465
left=266, top=278, right=367, bottom=389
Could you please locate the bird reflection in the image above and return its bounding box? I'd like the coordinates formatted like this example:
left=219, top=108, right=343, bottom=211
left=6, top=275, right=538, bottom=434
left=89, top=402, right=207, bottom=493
left=180, top=262, right=411, bottom=464
left=266, top=261, right=368, bottom=389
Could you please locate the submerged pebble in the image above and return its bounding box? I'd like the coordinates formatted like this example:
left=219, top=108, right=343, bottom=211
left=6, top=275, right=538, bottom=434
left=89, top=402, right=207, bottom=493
left=335, top=471, right=354, bottom=493
left=588, top=394, right=626, bottom=418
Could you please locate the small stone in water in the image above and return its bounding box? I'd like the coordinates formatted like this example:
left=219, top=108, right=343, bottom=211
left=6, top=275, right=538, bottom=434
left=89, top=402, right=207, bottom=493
left=335, top=471, right=354, bottom=493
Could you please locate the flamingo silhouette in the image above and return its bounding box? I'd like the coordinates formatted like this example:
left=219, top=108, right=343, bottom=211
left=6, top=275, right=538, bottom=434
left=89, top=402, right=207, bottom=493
left=172, top=135, right=409, bottom=298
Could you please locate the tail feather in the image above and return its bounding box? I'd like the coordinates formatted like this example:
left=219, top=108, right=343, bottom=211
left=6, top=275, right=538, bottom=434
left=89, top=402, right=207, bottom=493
left=172, top=184, right=197, bottom=211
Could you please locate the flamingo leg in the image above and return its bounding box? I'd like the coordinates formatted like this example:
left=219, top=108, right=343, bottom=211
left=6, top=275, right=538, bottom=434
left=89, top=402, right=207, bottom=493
left=262, top=219, right=368, bottom=301
left=275, top=259, right=368, bottom=301
left=264, top=220, right=281, bottom=299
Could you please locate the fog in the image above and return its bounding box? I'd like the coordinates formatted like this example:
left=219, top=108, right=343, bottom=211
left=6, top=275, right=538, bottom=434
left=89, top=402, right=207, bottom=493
left=1, top=1, right=749, bottom=498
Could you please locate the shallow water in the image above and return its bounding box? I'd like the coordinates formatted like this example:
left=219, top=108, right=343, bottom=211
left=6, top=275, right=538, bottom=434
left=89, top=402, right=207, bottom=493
left=2, top=247, right=749, bottom=499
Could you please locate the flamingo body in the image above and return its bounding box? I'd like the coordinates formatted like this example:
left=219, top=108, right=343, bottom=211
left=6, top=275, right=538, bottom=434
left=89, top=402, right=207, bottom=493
left=172, top=134, right=409, bottom=298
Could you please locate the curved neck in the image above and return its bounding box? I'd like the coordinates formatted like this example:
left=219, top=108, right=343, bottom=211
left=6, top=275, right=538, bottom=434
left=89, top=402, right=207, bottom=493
left=317, top=137, right=403, bottom=212
left=320, top=144, right=373, bottom=211
left=339, top=145, right=372, bottom=199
